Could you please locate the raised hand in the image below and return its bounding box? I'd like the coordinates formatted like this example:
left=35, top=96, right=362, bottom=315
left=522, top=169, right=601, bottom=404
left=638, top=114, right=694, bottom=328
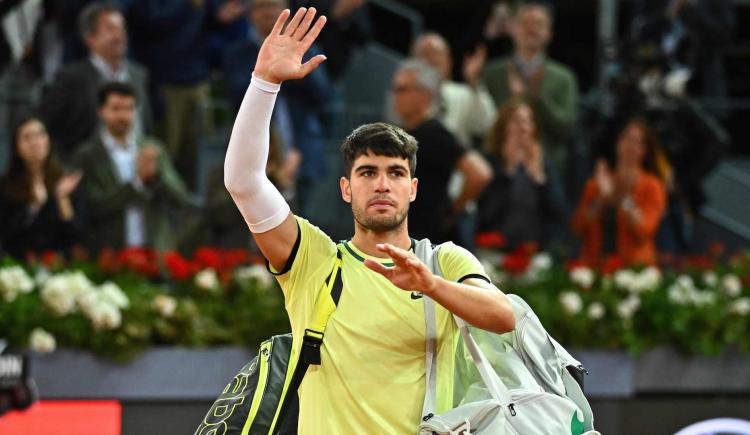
left=364, top=243, right=438, bottom=295
left=508, top=68, right=526, bottom=97
left=137, top=144, right=160, bottom=184
left=463, top=44, right=487, bottom=88
left=523, top=142, right=546, bottom=185
left=55, top=171, right=83, bottom=200
left=254, top=8, right=328, bottom=84
left=216, top=0, right=246, bottom=24
left=594, top=159, right=614, bottom=202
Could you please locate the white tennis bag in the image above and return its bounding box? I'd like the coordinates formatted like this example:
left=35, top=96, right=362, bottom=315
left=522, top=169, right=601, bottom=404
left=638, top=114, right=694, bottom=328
left=414, top=240, right=600, bottom=435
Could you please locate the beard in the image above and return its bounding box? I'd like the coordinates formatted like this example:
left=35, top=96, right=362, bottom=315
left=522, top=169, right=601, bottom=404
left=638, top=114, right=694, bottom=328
left=351, top=196, right=409, bottom=233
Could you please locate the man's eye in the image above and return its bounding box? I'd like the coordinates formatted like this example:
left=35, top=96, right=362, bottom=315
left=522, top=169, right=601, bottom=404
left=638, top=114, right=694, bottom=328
left=362, top=171, right=374, bottom=177
left=390, top=171, right=404, bottom=177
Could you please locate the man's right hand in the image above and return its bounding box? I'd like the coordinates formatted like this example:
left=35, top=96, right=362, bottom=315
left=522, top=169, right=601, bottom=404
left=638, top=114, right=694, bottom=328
left=254, top=8, right=328, bottom=84
left=137, top=145, right=160, bottom=185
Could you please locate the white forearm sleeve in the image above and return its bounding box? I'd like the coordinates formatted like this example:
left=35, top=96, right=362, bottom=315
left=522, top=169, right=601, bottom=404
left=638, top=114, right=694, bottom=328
left=224, top=74, right=291, bottom=233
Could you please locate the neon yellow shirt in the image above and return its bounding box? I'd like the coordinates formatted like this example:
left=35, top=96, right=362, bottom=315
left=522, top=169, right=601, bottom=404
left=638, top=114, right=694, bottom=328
left=271, top=217, right=490, bottom=434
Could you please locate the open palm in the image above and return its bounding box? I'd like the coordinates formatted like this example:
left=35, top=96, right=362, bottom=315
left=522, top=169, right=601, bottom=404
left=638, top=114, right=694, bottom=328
left=254, top=8, right=327, bottom=84
left=364, top=244, right=438, bottom=295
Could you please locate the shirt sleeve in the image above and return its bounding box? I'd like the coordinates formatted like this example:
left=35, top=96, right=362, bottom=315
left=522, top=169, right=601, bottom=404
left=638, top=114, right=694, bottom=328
left=269, top=217, right=338, bottom=305
left=436, top=242, right=491, bottom=284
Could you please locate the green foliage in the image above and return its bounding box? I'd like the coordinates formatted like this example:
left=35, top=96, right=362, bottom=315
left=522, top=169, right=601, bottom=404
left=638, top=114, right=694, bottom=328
left=2, top=250, right=749, bottom=360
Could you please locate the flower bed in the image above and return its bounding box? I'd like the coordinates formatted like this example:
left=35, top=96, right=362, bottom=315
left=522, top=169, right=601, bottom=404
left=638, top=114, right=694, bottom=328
left=479, top=245, right=750, bottom=355
left=1, top=245, right=749, bottom=360
left=0, top=248, right=288, bottom=361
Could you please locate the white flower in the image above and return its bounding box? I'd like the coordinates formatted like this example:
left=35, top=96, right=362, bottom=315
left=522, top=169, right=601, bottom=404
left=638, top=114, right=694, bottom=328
left=570, top=267, right=595, bottom=289
left=614, top=270, right=637, bottom=291
left=702, top=271, right=718, bottom=288
left=668, top=279, right=717, bottom=307
left=89, top=302, right=122, bottom=330
left=729, top=298, right=750, bottom=316
left=40, top=274, right=77, bottom=316
left=530, top=253, right=552, bottom=273
left=76, top=290, right=122, bottom=330
left=636, top=266, right=662, bottom=293
left=98, top=282, right=129, bottom=309
left=29, top=328, right=56, bottom=354
left=690, top=290, right=717, bottom=307
left=559, top=291, right=583, bottom=315
left=587, top=302, right=605, bottom=320
left=153, top=295, right=177, bottom=318
left=0, top=265, right=34, bottom=302
left=616, top=295, right=641, bottom=319
left=65, top=271, right=95, bottom=298
left=34, top=267, right=50, bottom=286
left=668, top=284, right=689, bottom=305
left=722, top=274, right=743, bottom=298
left=676, top=275, right=695, bottom=291
left=235, top=264, right=274, bottom=287
left=195, top=268, right=220, bottom=291
left=613, top=268, right=660, bottom=293
left=75, top=288, right=99, bottom=319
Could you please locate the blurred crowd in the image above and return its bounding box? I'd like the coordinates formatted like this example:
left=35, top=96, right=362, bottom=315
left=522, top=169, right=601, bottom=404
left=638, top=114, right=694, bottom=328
left=0, top=0, right=736, bottom=270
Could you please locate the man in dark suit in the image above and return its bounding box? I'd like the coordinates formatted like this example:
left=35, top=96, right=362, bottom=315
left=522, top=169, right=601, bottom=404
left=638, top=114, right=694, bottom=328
left=73, top=82, right=194, bottom=254
left=222, top=0, right=333, bottom=216
left=38, top=1, right=152, bottom=162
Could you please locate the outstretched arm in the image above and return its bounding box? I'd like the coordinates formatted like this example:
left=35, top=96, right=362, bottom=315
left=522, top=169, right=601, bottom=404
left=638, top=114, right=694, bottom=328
left=224, top=8, right=327, bottom=271
left=365, top=244, right=515, bottom=333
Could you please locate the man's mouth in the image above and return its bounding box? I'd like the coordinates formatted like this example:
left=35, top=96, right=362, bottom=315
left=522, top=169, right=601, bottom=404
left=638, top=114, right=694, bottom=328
left=369, top=199, right=395, bottom=208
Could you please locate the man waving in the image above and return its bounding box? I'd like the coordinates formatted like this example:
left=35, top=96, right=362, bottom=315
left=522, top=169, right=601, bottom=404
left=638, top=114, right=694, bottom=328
left=224, top=7, right=515, bottom=433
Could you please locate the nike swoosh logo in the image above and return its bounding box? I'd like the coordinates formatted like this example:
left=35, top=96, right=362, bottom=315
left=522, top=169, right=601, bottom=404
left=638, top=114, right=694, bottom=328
left=410, top=292, right=423, bottom=300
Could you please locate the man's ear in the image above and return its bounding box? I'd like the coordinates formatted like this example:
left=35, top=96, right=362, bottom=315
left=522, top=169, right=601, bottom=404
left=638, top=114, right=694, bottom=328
left=340, top=176, right=352, bottom=203
left=410, top=177, right=418, bottom=202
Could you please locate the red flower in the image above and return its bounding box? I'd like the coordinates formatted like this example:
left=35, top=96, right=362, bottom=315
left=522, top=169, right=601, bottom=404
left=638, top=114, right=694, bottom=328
left=503, top=253, right=531, bottom=275
left=513, top=241, right=539, bottom=256
left=41, top=250, right=58, bottom=267
left=221, top=249, right=250, bottom=270
left=708, top=242, right=725, bottom=259
left=97, top=248, right=120, bottom=274
left=118, top=247, right=159, bottom=277
left=193, top=247, right=222, bottom=270
left=602, top=255, right=624, bottom=275
left=681, top=255, right=714, bottom=271
left=565, top=259, right=586, bottom=272
left=164, top=251, right=194, bottom=281
left=475, top=231, right=507, bottom=249
left=71, top=246, right=89, bottom=262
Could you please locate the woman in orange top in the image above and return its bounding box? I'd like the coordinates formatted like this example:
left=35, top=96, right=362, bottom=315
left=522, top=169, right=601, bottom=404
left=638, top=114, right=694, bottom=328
left=572, top=118, right=667, bottom=268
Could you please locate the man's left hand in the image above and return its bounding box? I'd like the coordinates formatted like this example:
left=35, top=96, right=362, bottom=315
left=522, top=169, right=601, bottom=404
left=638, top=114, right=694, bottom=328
left=364, top=243, right=439, bottom=295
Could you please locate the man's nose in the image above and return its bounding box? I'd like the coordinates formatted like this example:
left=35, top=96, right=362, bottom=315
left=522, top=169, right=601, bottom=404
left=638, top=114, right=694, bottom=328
left=374, top=174, right=390, bottom=192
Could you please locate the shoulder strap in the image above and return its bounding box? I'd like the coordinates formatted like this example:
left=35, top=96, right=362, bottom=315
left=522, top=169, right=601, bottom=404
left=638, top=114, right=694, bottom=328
left=415, top=239, right=439, bottom=419
left=302, top=245, right=344, bottom=365
left=271, top=246, right=344, bottom=434
left=416, top=239, right=510, bottom=420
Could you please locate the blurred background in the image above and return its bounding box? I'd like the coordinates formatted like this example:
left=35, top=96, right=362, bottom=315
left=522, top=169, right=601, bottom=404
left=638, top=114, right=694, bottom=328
left=0, top=0, right=749, bottom=434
